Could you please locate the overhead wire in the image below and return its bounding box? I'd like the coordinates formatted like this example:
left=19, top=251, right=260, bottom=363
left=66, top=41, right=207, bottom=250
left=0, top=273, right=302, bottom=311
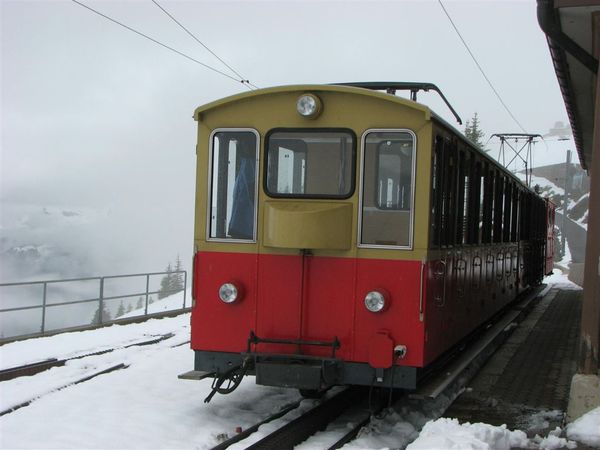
left=70, top=0, right=252, bottom=89
left=150, top=0, right=258, bottom=89
left=437, top=0, right=528, bottom=133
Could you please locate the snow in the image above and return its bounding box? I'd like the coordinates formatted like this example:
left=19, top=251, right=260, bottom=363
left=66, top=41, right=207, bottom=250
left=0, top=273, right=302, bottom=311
left=544, top=268, right=581, bottom=290
left=525, top=410, right=563, bottom=431
left=406, top=419, right=583, bottom=450
left=515, top=173, right=565, bottom=198
left=118, top=288, right=189, bottom=319
left=1, top=287, right=597, bottom=450
left=406, top=418, right=529, bottom=450
left=532, top=428, right=577, bottom=450
left=0, top=313, right=188, bottom=370
left=0, top=311, right=302, bottom=449
left=557, top=239, right=572, bottom=267
left=568, top=192, right=588, bottom=212
left=567, top=406, right=600, bottom=447
left=576, top=211, right=588, bottom=230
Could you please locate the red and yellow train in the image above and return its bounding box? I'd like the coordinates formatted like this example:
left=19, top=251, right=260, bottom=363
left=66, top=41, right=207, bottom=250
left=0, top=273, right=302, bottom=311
left=183, top=83, right=555, bottom=399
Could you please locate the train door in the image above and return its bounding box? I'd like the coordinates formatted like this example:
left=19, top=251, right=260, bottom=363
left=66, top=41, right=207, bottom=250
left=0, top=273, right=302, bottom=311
left=256, top=129, right=356, bottom=358
left=193, top=129, right=260, bottom=352
left=429, top=136, right=448, bottom=308
left=545, top=199, right=556, bottom=275
left=356, top=129, right=422, bottom=365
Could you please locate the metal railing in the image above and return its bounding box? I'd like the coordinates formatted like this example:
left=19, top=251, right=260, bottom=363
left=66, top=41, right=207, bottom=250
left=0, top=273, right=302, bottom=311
left=0, top=270, right=187, bottom=341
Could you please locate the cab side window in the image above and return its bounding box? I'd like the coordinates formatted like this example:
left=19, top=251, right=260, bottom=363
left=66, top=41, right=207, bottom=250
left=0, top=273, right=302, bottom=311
left=361, top=131, right=416, bottom=248
left=209, top=130, right=258, bottom=241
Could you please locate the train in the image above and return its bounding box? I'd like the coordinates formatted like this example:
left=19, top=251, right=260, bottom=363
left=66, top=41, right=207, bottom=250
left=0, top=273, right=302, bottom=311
left=181, top=82, right=555, bottom=401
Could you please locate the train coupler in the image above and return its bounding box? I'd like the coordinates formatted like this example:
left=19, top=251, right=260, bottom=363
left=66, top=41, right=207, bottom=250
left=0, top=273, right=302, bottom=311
left=203, top=357, right=251, bottom=403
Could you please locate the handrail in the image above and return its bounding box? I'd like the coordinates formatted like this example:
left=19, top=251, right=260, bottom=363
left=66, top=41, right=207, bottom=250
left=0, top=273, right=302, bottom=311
left=333, top=81, right=463, bottom=125
left=0, top=270, right=187, bottom=340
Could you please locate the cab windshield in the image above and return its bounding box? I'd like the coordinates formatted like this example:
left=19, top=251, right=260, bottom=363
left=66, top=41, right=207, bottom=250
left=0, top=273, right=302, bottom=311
left=265, top=130, right=355, bottom=199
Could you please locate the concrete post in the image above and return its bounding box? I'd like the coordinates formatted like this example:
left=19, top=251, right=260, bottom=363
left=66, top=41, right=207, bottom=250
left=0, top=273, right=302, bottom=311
left=579, top=14, right=600, bottom=378
left=568, top=11, right=600, bottom=423
left=562, top=150, right=572, bottom=257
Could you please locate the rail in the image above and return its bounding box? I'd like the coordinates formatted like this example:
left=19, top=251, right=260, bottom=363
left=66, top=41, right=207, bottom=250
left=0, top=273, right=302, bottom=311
left=0, top=270, right=187, bottom=341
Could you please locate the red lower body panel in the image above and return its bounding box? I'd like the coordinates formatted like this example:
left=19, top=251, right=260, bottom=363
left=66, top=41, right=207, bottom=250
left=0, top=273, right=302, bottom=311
left=191, top=245, right=535, bottom=389
left=191, top=251, right=425, bottom=368
left=422, top=246, right=524, bottom=365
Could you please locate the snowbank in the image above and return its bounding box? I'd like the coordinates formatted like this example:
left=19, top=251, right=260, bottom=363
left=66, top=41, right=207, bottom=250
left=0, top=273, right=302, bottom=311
left=544, top=268, right=581, bottom=290
left=118, top=288, right=190, bottom=319
left=406, top=418, right=529, bottom=450
left=406, top=418, right=581, bottom=450
left=567, top=406, right=600, bottom=447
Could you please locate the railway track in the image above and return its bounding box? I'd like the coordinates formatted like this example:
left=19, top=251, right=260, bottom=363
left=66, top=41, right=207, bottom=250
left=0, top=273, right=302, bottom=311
left=209, top=387, right=395, bottom=450
left=210, top=388, right=365, bottom=450
left=0, top=332, right=175, bottom=382
left=208, top=286, right=547, bottom=449
left=0, top=332, right=180, bottom=417
left=0, top=362, right=129, bottom=417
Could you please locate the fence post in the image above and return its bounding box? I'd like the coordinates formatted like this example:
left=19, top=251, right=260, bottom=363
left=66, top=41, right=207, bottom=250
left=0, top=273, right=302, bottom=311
left=183, top=271, right=187, bottom=309
left=145, top=274, right=150, bottom=316
left=41, top=282, right=48, bottom=333
left=99, top=277, right=105, bottom=324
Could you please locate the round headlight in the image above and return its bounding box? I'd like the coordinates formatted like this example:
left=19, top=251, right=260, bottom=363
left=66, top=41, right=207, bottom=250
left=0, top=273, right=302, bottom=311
left=296, top=94, right=322, bottom=118
left=365, top=291, right=386, bottom=313
left=218, top=283, right=238, bottom=304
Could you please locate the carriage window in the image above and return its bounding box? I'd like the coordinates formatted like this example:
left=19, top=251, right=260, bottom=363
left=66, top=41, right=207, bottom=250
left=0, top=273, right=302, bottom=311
left=467, top=158, right=481, bottom=244
left=431, top=136, right=444, bottom=246
left=265, top=130, right=355, bottom=198
left=456, top=150, right=467, bottom=245
left=493, top=174, right=505, bottom=243
left=482, top=165, right=493, bottom=244
left=511, top=187, right=519, bottom=242
left=376, top=140, right=413, bottom=209
left=503, top=181, right=513, bottom=242
left=209, top=130, right=258, bottom=241
left=361, top=131, right=416, bottom=248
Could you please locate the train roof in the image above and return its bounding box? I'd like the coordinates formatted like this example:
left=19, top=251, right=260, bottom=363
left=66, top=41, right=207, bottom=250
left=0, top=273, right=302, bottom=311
left=193, top=84, right=431, bottom=119
left=193, top=84, right=539, bottom=195
left=193, top=83, right=471, bottom=151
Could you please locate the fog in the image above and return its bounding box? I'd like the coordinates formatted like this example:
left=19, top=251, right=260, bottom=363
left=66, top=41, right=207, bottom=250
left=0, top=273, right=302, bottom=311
left=1, top=1, right=572, bottom=303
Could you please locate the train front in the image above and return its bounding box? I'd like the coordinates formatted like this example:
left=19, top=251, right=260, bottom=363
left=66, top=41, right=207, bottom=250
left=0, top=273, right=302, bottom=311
left=186, top=85, right=432, bottom=399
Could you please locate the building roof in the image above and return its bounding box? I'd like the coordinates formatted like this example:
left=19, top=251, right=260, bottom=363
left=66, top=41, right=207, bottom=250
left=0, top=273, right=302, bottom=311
left=537, top=0, right=600, bottom=171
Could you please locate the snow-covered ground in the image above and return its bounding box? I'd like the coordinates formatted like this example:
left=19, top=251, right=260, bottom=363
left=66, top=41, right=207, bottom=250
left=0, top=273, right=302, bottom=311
left=118, top=288, right=190, bottom=319
left=1, top=285, right=598, bottom=450
left=0, top=310, right=302, bottom=449
left=545, top=268, right=581, bottom=290
left=514, top=173, right=565, bottom=199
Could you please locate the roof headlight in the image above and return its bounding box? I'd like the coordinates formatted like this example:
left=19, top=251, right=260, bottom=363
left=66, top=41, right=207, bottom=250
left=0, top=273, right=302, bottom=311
left=296, top=94, right=322, bottom=118
left=365, top=290, right=387, bottom=313
left=218, top=283, right=239, bottom=304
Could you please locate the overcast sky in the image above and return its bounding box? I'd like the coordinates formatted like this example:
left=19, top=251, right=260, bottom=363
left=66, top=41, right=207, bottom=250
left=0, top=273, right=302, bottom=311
left=0, top=0, right=573, bottom=280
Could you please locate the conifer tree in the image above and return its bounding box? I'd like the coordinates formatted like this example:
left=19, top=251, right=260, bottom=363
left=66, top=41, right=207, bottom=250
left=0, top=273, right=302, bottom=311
left=116, top=301, right=125, bottom=318
left=158, top=263, right=174, bottom=299
left=158, top=257, right=186, bottom=299
left=464, top=113, right=487, bottom=151
left=173, top=255, right=185, bottom=292
left=90, top=303, right=112, bottom=325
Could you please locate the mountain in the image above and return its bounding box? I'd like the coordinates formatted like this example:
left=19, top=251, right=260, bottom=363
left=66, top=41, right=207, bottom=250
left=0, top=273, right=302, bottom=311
left=0, top=206, right=103, bottom=282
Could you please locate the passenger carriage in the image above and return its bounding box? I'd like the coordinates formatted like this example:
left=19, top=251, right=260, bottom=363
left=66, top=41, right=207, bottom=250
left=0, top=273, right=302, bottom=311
left=184, top=83, right=554, bottom=398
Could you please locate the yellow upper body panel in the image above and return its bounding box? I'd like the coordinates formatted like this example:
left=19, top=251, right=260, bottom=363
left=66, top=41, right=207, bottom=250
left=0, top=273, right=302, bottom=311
left=263, top=201, right=353, bottom=250
left=194, top=85, right=431, bottom=121
left=193, top=85, right=434, bottom=261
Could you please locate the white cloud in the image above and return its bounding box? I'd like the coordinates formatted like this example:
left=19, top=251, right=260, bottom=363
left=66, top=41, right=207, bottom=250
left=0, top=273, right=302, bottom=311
left=1, top=0, right=572, bottom=282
